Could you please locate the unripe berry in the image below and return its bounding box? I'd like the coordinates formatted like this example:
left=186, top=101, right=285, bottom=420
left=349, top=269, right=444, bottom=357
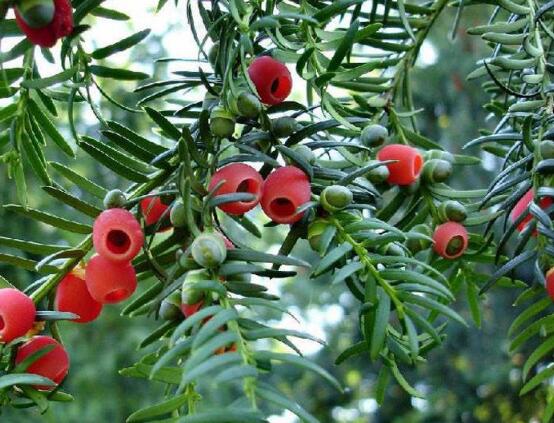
left=191, top=232, right=227, bottom=268
left=272, top=117, right=297, bottom=138
left=54, top=270, right=102, bottom=323
left=103, top=189, right=126, bottom=209
left=365, top=162, right=390, bottom=184
left=540, top=140, right=554, bottom=160
left=15, top=336, right=69, bottom=390
left=511, top=189, right=553, bottom=235
left=181, top=269, right=210, bottom=305
left=85, top=255, right=137, bottom=304
left=292, top=145, right=315, bottom=164
left=261, top=166, right=311, bottom=224
left=15, top=0, right=55, bottom=28
left=15, top=0, right=73, bottom=48
left=438, top=200, right=467, bottom=223
left=170, top=200, right=186, bottom=228
left=424, top=149, right=454, bottom=163
left=93, top=208, right=144, bottom=262
left=0, top=288, right=36, bottom=343
left=308, top=219, right=329, bottom=253
left=140, top=196, right=170, bottom=228
left=208, top=163, right=264, bottom=215
left=248, top=56, right=292, bottom=105
left=320, top=185, right=353, bottom=213
left=379, top=243, right=406, bottom=256
left=236, top=92, right=262, bottom=118
left=360, top=124, right=388, bottom=147
left=376, top=144, right=424, bottom=186
left=210, top=106, right=235, bottom=138
left=433, top=222, right=468, bottom=259
left=159, top=291, right=182, bottom=321
left=546, top=267, right=554, bottom=301
left=422, top=159, right=452, bottom=184
left=405, top=224, right=432, bottom=254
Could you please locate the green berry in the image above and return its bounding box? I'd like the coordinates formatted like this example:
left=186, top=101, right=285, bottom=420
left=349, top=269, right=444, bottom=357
left=422, top=159, right=453, bottom=184
left=540, top=140, right=554, bottom=160
left=380, top=242, right=406, bottom=256
left=272, top=117, right=297, bottom=138
left=438, top=200, right=467, bottom=223
left=170, top=200, right=186, bottom=228
left=291, top=145, right=315, bottom=165
left=366, top=161, right=390, bottom=184
left=320, top=185, right=353, bottom=213
left=424, top=149, right=454, bottom=163
left=191, top=232, right=227, bottom=268
left=236, top=92, right=262, bottom=118
left=103, top=189, right=126, bottom=209
left=307, top=219, right=329, bottom=253
left=16, top=0, right=55, bottom=28
left=159, top=291, right=182, bottom=321
left=405, top=224, right=432, bottom=254
left=181, top=269, right=210, bottom=305
left=210, top=106, right=235, bottom=138
left=360, top=124, right=388, bottom=147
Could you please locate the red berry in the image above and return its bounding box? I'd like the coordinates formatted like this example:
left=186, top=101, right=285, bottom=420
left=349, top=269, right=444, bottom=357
left=377, top=144, right=424, bottom=186
left=85, top=255, right=137, bottom=304
left=181, top=300, right=204, bottom=318
left=511, top=189, right=553, bottom=235
left=247, top=56, right=292, bottom=105
left=140, top=197, right=170, bottom=227
left=261, top=166, right=311, bottom=224
left=546, top=268, right=554, bottom=301
left=0, top=288, right=36, bottom=344
left=54, top=270, right=102, bottom=323
left=93, top=208, right=144, bottom=263
left=14, top=0, right=73, bottom=48
left=15, top=336, right=69, bottom=390
left=208, top=163, right=264, bottom=215
left=433, top=222, right=468, bottom=259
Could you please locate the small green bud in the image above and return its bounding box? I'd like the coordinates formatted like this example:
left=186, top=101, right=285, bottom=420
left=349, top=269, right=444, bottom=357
left=272, top=117, right=297, bottom=138
left=159, top=291, right=182, bottom=321
left=103, top=189, right=126, bottom=209
left=540, top=140, right=554, bottom=160
left=320, top=185, right=353, bottom=213
left=366, top=161, right=390, bottom=184
left=292, top=145, right=316, bottom=165
left=16, top=0, right=55, bottom=28
left=424, top=149, right=454, bottom=163
left=380, top=242, right=406, bottom=256
left=422, top=159, right=453, bottom=184
left=307, top=219, right=329, bottom=253
left=405, top=224, right=432, bottom=254
left=191, top=232, right=227, bottom=268
left=360, top=124, right=388, bottom=147
left=210, top=106, right=235, bottom=138
left=170, top=200, right=187, bottom=228
left=181, top=269, right=210, bottom=305
left=236, top=92, right=262, bottom=118
left=438, top=200, right=467, bottom=223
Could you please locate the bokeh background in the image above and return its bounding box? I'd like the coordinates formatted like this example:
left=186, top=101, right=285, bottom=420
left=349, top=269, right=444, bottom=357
left=0, top=2, right=542, bottom=422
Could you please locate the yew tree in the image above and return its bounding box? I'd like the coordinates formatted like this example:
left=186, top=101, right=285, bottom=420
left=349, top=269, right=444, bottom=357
left=0, top=0, right=552, bottom=422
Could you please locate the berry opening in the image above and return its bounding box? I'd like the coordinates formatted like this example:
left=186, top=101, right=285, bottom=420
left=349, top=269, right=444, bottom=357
left=445, top=235, right=464, bottom=257
left=270, top=197, right=296, bottom=218
left=270, top=76, right=291, bottom=101
left=105, top=289, right=129, bottom=303
left=106, top=230, right=131, bottom=255
left=236, top=178, right=260, bottom=203
left=412, top=155, right=423, bottom=178
left=0, top=316, right=5, bottom=331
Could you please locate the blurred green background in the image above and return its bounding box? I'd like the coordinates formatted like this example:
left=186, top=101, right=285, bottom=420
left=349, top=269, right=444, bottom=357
left=0, top=3, right=545, bottom=423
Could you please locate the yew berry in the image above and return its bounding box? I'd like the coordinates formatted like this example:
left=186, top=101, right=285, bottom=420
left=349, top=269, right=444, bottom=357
left=424, top=149, right=454, bottom=163
left=272, top=117, right=297, bottom=138
left=159, top=291, right=182, bottom=321
left=308, top=219, right=329, bottom=253
left=366, top=162, right=390, bottom=185
left=261, top=166, right=311, bottom=224
left=140, top=197, right=170, bottom=228
left=360, top=124, right=388, bottom=148
left=169, top=200, right=186, bottom=228
left=181, top=300, right=204, bottom=318
left=248, top=56, right=292, bottom=105
left=292, top=145, right=316, bottom=165
left=15, top=336, right=69, bottom=390
left=85, top=255, right=137, bottom=304
left=540, top=140, right=554, bottom=160
left=511, top=189, right=553, bottom=234
left=54, top=270, right=102, bottom=324
left=93, top=208, right=144, bottom=263
left=433, top=222, right=468, bottom=259
left=377, top=144, right=423, bottom=186
left=320, top=185, right=353, bottom=213
left=546, top=268, right=554, bottom=301
left=15, top=0, right=73, bottom=48
left=103, top=189, right=126, bottom=209
left=0, top=288, right=36, bottom=343
left=208, top=163, right=264, bottom=215
left=422, top=159, right=453, bottom=184
left=438, top=200, right=467, bottom=223
left=191, top=233, right=227, bottom=268
left=236, top=92, right=262, bottom=118
left=210, top=106, right=235, bottom=139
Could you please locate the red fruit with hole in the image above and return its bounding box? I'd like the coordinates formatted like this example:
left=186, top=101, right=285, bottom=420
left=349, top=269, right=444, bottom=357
left=247, top=56, right=292, bottom=105
left=433, top=221, right=468, bottom=259
left=54, top=270, right=102, bottom=323
left=376, top=144, right=424, bottom=186
left=510, top=189, right=553, bottom=235
left=15, top=336, right=69, bottom=390
left=208, top=163, right=264, bottom=215
left=140, top=197, right=170, bottom=227
left=15, top=0, right=73, bottom=48
left=0, top=288, right=36, bottom=343
left=261, top=166, right=311, bottom=224
left=181, top=300, right=203, bottom=318
left=85, top=255, right=137, bottom=304
left=546, top=268, right=554, bottom=301
left=93, top=208, right=144, bottom=262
